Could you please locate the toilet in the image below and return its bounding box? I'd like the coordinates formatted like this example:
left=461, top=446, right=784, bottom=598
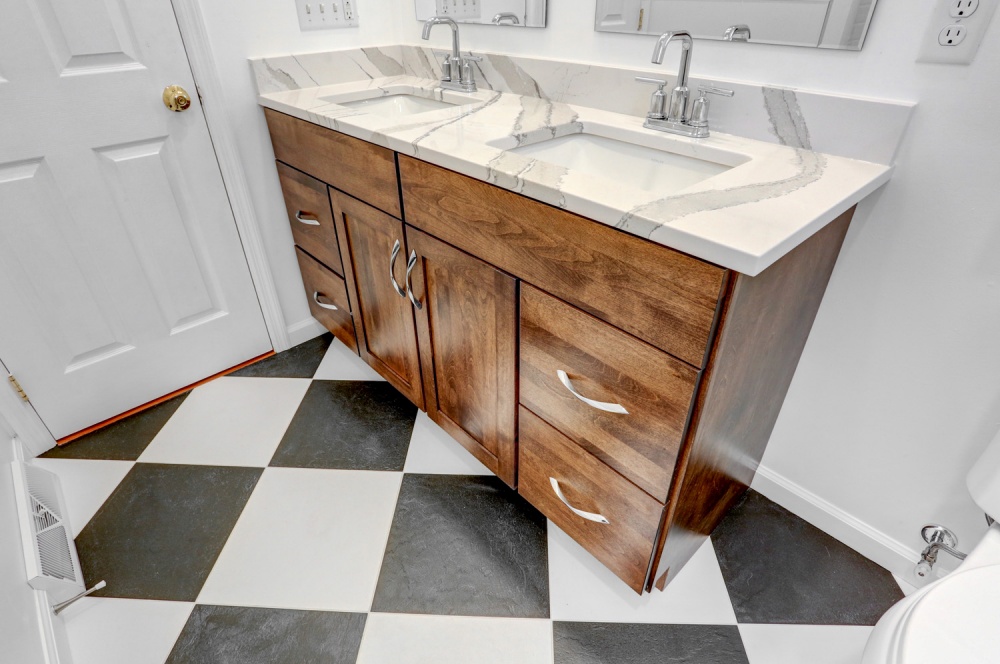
left=862, top=429, right=1000, bottom=663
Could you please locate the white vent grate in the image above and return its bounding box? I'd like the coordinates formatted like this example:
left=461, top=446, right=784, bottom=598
left=11, top=460, right=85, bottom=603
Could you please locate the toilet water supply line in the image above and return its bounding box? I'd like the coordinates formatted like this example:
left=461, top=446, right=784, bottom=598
left=915, top=524, right=967, bottom=578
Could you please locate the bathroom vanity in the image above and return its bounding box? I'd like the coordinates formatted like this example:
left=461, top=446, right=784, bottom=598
left=257, top=53, right=900, bottom=593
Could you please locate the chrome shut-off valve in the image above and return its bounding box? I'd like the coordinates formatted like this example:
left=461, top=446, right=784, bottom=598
left=915, top=524, right=967, bottom=578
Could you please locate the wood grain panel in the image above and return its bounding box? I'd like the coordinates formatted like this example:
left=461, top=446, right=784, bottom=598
left=407, top=227, right=518, bottom=486
left=333, top=190, right=423, bottom=408
left=278, top=162, right=342, bottom=276
left=295, top=247, right=357, bottom=353
left=398, top=155, right=725, bottom=367
left=650, top=207, right=856, bottom=591
left=520, top=285, right=700, bottom=501
left=518, top=407, right=664, bottom=593
left=264, top=108, right=401, bottom=218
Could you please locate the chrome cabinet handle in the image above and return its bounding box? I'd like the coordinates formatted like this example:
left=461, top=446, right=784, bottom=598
left=295, top=211, right=321, bottom=226
left=389, top=239, right=406, bottom=298
left=312, top=291, right=338, bottom=311
left=556, top=370, right=629, bottom=414
left=549, top=478, right=609, bottom=524
left=405, top=251, right=422, bottom=310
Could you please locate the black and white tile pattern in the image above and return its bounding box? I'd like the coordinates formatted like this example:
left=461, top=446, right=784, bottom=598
left=39, top=333, right=905, bottom=664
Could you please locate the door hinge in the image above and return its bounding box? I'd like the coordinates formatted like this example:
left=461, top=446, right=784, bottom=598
left=8, top=375, right=29, bottom=402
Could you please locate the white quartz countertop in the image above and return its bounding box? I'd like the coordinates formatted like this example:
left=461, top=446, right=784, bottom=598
left=258, top=76, right=892, bottom=276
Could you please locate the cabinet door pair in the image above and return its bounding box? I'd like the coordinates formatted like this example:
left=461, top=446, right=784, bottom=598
left=332, top=191, right=517, bottom=486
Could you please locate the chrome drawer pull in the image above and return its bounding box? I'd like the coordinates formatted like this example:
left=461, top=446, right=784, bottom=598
left=406, top=250, right=422, bottom=310
left=389, top=239, right=406, bottom=298
left=549, top=478, right=609, bottom=524
left=295, top=211, right=321, bottom=226
left=557, top=370, right=629, bottom=415
left=312, top=291, right=339, bottom=311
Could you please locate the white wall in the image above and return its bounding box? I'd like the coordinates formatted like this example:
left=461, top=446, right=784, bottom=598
left=398, top=0, right=1000, bottom=571
left=210, top=0, right=1000, bottom=575
left=195, top=1, right=399, bottom=345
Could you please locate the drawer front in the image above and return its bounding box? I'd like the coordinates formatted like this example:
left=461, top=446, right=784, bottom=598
left=518, top=407, right=664, bottom=593
left=295, top=247, right=357, bottom=353
left=520, top=285, right=699, bottom=501
left=278, top=162, right=343, bottom=276
left=399, top=155, right=725, bottom=367
left=265, top=108, right=401, bottom=218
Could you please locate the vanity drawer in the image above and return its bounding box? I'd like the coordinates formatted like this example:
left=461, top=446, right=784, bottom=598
left=265, top=108, right=401, bottom=218
left=295, top=247, right=358, bottom=353
left=277, top=162, right=343, bottom=276
left=520, top=285, right=699, bottom=502
left=518, top=407, right=664, bottom=593
left=398, top=155, right=725, bottom=367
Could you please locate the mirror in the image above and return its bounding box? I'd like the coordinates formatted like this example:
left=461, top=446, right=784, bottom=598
left=594, top=0, right=879, bottom=50
left=414, top=0, right=547, bottom=27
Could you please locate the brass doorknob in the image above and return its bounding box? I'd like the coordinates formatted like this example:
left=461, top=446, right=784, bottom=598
left=162, top=85, right=192, bottom=112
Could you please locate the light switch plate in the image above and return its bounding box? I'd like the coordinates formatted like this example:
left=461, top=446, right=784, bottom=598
left=917, top=0, right=997, bottom=64
left=296, top=0, right=359, bottom=30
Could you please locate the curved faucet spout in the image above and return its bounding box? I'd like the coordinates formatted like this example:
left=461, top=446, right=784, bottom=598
left=422, top=16, right=461, bottom=61
left=650, top=31, right=694, bottom=122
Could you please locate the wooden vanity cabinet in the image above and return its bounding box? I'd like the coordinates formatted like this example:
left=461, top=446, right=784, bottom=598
left=406, top=227, right=518, bottom=486
left=264, top=108, right=855, bottom=594
left=332, top=190, right=424, bottom=409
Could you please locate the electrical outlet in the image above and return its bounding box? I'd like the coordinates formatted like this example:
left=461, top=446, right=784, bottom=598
left=435, top=0, right=481, bottom=20
left=918, top=0, right=997, bottom=64
left=938, top=24, right=967, bottom=44
left=296, top=0, right=359, bottom=31
left=950, top=0, right=979, bottom=17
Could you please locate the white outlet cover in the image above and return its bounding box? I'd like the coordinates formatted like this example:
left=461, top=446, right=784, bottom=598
left=918, top=0, right=998, bottom=64
left=296, top=0, right=359, bottom=30
left=938, top=24, right=968, bottom=44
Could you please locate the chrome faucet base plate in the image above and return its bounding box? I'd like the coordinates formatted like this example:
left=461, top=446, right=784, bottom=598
left=438, top=79, right=478, bottom=94
left=643, top=117, right=710, bottom=139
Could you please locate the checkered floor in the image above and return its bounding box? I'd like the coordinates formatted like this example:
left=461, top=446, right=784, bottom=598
left=37, top=334, right=907, bottom=664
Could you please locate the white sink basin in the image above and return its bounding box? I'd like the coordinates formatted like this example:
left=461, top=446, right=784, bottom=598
left=508, top=134, right=739, bottom=195
left=332, top=93, right=465, bottom=119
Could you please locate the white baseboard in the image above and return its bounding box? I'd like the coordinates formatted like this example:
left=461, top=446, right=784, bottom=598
left=751, top=464, right=944, bottom=587
left=286, top=318, right=328, bottom=348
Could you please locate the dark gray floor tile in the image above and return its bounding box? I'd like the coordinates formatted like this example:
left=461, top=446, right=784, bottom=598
left=166, top=605, right=365, bottom=664
left=712, top=489, right=904, bottom=625
left=372, top=474, right=549, bottom=618
left=269, top=380, right=416, bottom=471
left=554, top=622, right=749, bottom=664
left=41, top=394, right=189, bottom=461
left=76, top=463, right=261, bottom=602
left=229, top=333, right=332, bottom=378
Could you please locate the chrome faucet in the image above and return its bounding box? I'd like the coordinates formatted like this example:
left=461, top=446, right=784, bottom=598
left=636, top=30, right=734, bottom=138
left=422, top=16, right=479, bottom=93
left=492, top=12, right=520, bottom=25
left=723, top=24, right=752, bottom=42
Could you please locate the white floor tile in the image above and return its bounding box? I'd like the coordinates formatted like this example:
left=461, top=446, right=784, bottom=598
left=739, top=624, right=874, bottom=664
left=356, top=613, right=553, bottom=664
left=548, top=524, right=737, bottom=624
left=137, top=377, right=310, bottom=467
left=313, top=339, right=385, bottom=381
left=893, top=572, right=920, bottom=596
left=30, top=459, right=133, bottom=537
left=61, top=597, right=193, bottom=664
left=403, top=411, right=493, bottom=475
left=198, top=467, right=401, bottom=612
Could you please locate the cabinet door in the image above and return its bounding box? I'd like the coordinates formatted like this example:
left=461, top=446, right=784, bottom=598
left=406, top=227, right=517, bottom=486
left=333, top=190, right=423, bottom=408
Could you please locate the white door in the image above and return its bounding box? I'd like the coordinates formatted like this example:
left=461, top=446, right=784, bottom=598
left=0, top=0, right=272, bottom=439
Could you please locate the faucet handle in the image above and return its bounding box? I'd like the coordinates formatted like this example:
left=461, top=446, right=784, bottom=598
left=635, top=76, right=668, bottom=89
left=635, top=76, right=668, bottom=120
left=698, top=84, right=735, bottom=98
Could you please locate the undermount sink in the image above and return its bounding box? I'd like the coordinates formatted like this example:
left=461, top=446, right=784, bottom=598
left=507, top=133, right=743, bottom=195
left=331, top=93, right=467, bottom=119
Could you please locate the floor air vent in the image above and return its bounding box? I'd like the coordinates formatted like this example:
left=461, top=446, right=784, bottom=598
left=11, top=460, right=85, bottom=603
